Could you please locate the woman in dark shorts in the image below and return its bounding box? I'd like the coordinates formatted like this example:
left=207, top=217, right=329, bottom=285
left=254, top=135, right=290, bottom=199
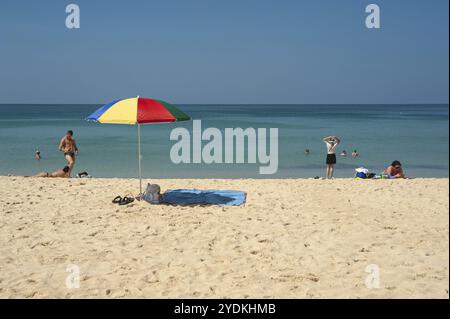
left=323, top=136, right=340, bottom=179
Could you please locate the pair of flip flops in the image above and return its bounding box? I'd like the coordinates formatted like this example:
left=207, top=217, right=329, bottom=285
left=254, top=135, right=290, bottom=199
left=112, top=195, right=135, bottom=206
left=77, top=172, right=91, bottom=178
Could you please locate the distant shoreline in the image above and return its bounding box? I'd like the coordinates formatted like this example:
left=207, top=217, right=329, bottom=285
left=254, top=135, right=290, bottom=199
left=1, top=104, right=447, bottom=179
left=3, top=176, right=449, bottom=180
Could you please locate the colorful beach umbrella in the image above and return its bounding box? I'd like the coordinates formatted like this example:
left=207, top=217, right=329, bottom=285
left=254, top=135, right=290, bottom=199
left=87, top=97, right=191, bottom=194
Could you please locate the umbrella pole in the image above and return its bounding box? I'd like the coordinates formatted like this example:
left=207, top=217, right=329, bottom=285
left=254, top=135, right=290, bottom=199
left=138, top=124, right=142, bottom=195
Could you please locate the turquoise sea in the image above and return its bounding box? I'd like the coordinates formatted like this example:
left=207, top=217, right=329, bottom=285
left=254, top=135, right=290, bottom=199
left=0, top=104, right=448, bottom=178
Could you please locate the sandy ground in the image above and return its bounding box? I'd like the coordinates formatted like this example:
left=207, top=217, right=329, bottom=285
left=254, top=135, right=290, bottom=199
left=0, top=176, right=448, bottom=298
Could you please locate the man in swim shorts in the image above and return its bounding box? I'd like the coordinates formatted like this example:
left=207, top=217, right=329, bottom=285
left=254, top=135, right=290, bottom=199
left=58, top=130, right=78, bottom=177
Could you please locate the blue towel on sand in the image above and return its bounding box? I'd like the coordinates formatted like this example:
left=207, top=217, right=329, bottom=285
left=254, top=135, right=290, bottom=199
left=162, top=189, right=246, bottom=206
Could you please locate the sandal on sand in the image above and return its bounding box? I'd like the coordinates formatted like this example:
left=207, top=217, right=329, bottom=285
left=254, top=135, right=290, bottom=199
left=77, top=172, right=90, bottom=178
left=112, top=196, right=122, bottom=204
left=119, top=196, right=135, bottom=206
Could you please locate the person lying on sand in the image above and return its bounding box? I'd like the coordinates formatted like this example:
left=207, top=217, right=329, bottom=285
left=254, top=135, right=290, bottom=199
left=33, top=166, right=70, bottom=178
left=384, top=160, right=406, bottom=179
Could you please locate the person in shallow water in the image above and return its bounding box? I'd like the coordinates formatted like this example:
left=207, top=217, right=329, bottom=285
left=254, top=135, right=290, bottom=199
left=323, top=136, right=340, bottom=179
left=58, top=130, right=78, bottom=177
left=384, top=160, right=406, bottom=179
left=32, top=166, right=70, bottom=178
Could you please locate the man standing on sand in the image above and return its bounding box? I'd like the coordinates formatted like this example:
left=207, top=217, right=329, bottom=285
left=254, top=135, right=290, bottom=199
left=58, top=130, right=78, bottom=177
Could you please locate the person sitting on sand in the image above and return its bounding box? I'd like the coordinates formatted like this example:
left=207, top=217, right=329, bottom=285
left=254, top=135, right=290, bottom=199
left=352, top=149, right=359, bottom=158
left=33, top=166, right=70, bottom=178
left=384, top=160, right=406, bottom=179
left=59, top=130, right=78, bottom=177
left=323, top=135, right=340, bottom=179
left=340, top=150, right=347, bottom=157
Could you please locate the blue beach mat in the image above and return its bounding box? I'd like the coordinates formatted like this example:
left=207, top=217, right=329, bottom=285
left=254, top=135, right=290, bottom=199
left=162, top=189, right=247, bottom=206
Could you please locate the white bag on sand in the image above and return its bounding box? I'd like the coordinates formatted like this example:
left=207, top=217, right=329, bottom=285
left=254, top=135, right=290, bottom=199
left=355, top=167, right=369, bottom=174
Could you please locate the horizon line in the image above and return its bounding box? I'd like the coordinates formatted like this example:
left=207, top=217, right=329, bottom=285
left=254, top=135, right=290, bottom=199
left=0, top=102, right=448, bottom=106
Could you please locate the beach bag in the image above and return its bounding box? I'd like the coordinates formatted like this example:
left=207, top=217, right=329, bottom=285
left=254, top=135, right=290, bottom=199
left=355, top=167, right=369, bottom=179
left=356, top=172, right=368, bottom=179
left=142, top=183, right=162, bottom=204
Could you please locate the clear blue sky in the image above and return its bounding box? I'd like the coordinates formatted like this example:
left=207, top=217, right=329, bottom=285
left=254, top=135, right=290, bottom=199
left=0, top=0, right=448, bottom=104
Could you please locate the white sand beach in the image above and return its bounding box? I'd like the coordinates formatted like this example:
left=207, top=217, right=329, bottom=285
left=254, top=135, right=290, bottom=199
left=0, top=176, right=448, bottom=298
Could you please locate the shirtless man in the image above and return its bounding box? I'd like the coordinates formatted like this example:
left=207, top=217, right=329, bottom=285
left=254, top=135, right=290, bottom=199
left=33, top=166, right=70, bottom=178
left=58, top=130, right=78, bottom=177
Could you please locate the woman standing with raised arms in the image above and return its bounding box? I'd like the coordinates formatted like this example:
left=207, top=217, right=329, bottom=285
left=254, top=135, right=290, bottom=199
left=323, top=136, right=340, bottom=179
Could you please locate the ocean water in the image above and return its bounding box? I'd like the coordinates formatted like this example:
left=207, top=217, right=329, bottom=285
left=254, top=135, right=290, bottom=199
left=0, top=104, right=448, bottom=178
